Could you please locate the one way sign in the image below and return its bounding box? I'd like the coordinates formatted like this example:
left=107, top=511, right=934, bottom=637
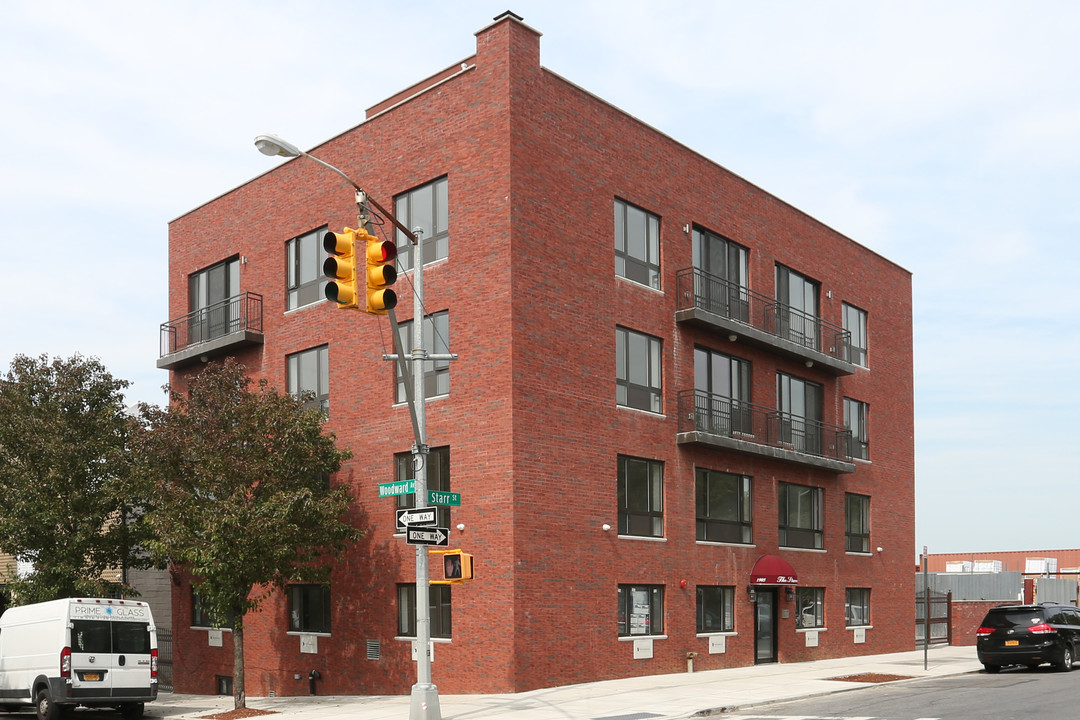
left=396, top=506, right=438, bottom=533
left=406, top=527, right=450, bottom=546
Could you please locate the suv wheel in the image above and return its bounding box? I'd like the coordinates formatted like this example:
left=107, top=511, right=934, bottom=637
left=983, top=663, right=1001, bottom=674
left=1059, top=645, right=1075, bottom=672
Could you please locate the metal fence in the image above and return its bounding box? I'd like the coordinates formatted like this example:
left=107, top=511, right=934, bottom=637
left=915, top=589, right=951, bottom=645
left=159, top=292, right=263, bottom=358
left=157, top=627, right=173, bottom=692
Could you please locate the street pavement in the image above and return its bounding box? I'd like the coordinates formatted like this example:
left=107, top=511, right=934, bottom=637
left=144, top=645, right=982, bottom=720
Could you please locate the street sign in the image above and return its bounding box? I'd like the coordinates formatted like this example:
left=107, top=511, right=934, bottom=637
left=378, top=480, right=415, bottom=498
left=396, top=506, right=438, bottom=533
left=428, top=490, right=461, bottom=507
left=406, top=527, right=450, bottom=546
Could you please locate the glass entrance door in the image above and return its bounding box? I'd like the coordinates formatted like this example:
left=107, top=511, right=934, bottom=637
left=754, top=588, right=777, bottom=664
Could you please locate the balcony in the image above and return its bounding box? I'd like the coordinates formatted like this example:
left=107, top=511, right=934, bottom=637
left=675, top=268, right=858, bottom=376
left=676, top=389, right=856, bottom=474
left=158, top=292, right=264, bottom=370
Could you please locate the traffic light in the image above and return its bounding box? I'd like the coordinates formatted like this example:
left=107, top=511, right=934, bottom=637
left=362, top=229, right=398, bottom=314
left=322, top=228, right=360, bottom=309
left=442, top=550, right=473, bottom=581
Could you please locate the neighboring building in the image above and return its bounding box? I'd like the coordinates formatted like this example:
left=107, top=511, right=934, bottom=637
left=926, top=550, right=1080, bottom=578
left=160, top=12, right=914, bottom=696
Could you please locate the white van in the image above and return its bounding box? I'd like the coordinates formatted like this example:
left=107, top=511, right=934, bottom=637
left=0, top=598, right=157, bottom=720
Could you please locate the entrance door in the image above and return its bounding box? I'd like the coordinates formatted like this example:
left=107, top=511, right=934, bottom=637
left=754, top=588, right=777, bottom=664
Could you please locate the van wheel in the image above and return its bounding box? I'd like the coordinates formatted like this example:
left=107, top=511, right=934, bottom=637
left=35, top=689, right=59, bottom=720
left=119, top=702, right=145, bottom=720
left=1058, top=645, right=1075, bottom=671
left=983, top=663, right=1001, bottom=673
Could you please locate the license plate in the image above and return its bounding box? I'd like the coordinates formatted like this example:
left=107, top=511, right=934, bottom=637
left=1005, top=640, right=1019, bottom=647
left=83, top=673, right=101, bottom=681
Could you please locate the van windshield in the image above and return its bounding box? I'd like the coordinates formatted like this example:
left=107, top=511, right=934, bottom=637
left=72, top=620, right=150, bottom=654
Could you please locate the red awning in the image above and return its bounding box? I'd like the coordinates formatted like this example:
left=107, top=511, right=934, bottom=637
left=749, top=554, right=799, bottom=585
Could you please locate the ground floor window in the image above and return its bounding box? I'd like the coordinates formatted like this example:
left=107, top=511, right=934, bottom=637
left=696, top=585, right=734, bottom=633
left=288, top=584, right=331, bottom=633
left=398, top=584, right=452, bottom=638
left=795, top=587, right=825, bottom=629
left=618, top=584, right=664, bottom=636
left=846, top=588, right=871, bottom=627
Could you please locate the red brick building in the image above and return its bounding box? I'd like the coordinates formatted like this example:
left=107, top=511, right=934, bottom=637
left=161, top=11, right=914, bottom=697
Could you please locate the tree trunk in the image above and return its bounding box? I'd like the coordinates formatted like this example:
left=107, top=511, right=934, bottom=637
left=233, top=618, right=246, bottom=709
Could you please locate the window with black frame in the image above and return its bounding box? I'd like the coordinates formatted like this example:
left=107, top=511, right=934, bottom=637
left=692, top=228, right=749, bottom=321
left=614, top=199, right=661, bottom=289
left=696, top=586, right=735, bottom=633
left=796, top=587, right=825, bottom=629
left=842, top=302, right=868, bottom=366
left=395, top=177, right=449, bottom=272
left=288, top=584, right=331, bottom=634
left=616, top=326, right=662, bottom=413
left=696, top=468, right=752, bottom=544
left=778, top=482, right=824, bottom=549
left=846, top=588, right=870, bottom=627
left=395, top=311, right=450, bottom=402
left=287, top=345, right=329, bottom=416
left=694, top=347, right=751, bottom=435
left=618, top=455, right=663, bottom=538
left=844, top=397, right=870, bottom=460
left=286, top=227, right=328, bottom=311
left=397, top=584, right=451, bottom=638
left=395, top=446, right=451, bottom=528
left=845, top=493, right=870, bottom=553
left=618, top=584, right=664, bottom=636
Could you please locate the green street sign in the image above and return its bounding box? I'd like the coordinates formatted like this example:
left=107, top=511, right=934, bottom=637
left=378, top=480, right=415, bottom=498
left=428, top=490, right=461, bottom=506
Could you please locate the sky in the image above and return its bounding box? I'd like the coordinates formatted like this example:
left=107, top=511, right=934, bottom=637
left=2, top=1, right=1077, bottom=556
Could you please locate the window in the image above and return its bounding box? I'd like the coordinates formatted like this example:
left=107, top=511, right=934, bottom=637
left=843, top=302, right=868, bottom=366
left=777, top=373, right=823, bottom=454
left=614, top=199, right=661, bottom=289
left=695, top=469, right=752, bottom=544
left=844, top=397, right=869, bottom=460
left=395, top=177, right=449, bottom=272
left=398, top=584, right=451, bottom=638
left=616, top=327, right=662, bottom=413
left=692, top=228, right=749, bottom=321
left=618, top=584, right=664, bottom=636
left=288, top=584, right=331, bottom=633
left=696, top=586, right=735, bottom=633
left=395, top=446, right=451, bottom=528
left=775, top=265, right=820, bottom=349
left=286, top=227, right=327, bottom=310
left=795, top=588, right=825, bottom=629
left=846, top=588, right=871, bottom=627
left=845, top=493, right=870, bottom=553
left=694, top=346, right=750, bottom=435
left=192, top=590, right=235, bottom=629
left=778, top=482, right=824, bottom=549
left=395, top=311, right=450, bottom=402
left=618, top=455, right=663, bottom=537
left=188, top=257, right=240, bottom=345
left=288, top=345, right=329, bottom=415
left=72, top=620, right=150, bottom=654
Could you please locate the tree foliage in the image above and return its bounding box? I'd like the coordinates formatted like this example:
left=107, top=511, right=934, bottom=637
left=132, top=359, right=359, bottom=708
left=0, top=354, right=149, bottom=603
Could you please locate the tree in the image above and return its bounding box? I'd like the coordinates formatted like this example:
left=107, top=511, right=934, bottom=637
left=132, top=359, right=359, bottom=709
left=0, top=354, right=149, bottom=603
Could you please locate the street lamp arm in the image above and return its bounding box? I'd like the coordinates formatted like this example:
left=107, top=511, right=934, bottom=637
left=254, top=133, right=417, bottom=244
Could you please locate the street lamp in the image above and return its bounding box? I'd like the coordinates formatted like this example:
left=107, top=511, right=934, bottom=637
left=254, top=134, right=440, bottom=720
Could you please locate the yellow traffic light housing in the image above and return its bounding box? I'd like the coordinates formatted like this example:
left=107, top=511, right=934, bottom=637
left=362, top=229, right=398, bottom=315
left=322, top=228, right=360, bottom=309
left=429, top=549, right=473, bottom=584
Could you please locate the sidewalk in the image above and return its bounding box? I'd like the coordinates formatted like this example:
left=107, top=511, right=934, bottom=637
left=147, top=645, right=982, bottom=720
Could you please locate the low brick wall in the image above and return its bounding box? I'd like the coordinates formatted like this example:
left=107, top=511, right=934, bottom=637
left=951, top=600, right=1020, bottom=646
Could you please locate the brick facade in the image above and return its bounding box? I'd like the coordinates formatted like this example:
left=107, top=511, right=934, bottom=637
left=164, top=13, right=914, bottom=696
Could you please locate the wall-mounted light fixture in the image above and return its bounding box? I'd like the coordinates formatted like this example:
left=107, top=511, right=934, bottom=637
left=602, top=523, right=612, bottom=532
left=746, top=585, right=757, bottom=602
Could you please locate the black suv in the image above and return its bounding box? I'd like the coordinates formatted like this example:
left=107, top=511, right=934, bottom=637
left=977, top=603, right=1080, bottom=672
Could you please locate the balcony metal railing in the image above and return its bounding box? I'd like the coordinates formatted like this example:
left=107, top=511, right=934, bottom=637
left=677, top=389, right=853, bottom=463
left=676, top=268, right=854, bottom=363
left=159, top=292, right=264, bottom=358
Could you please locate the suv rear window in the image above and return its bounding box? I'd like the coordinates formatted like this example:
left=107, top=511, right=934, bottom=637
left=982, top=609, right=1047, bottom=629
